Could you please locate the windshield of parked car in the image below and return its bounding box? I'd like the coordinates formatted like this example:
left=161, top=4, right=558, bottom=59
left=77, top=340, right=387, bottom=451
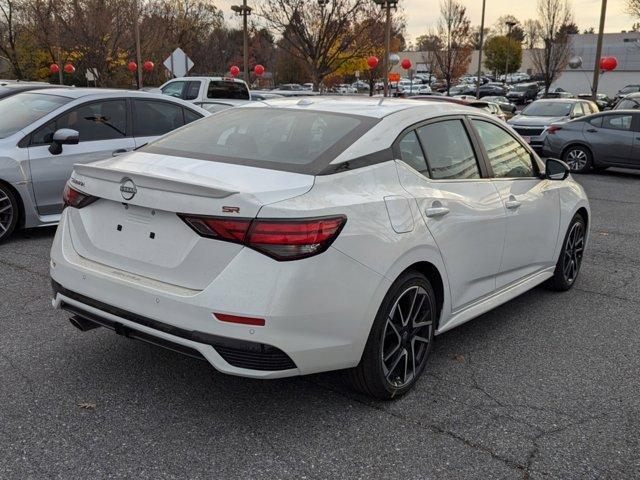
left=615, top=98, right=640, bottom=110
left=0, top=92, right=70, bottom=139
left=143, top=107, right=378, bottom=174
left=521, top=101, right=572, bottom=117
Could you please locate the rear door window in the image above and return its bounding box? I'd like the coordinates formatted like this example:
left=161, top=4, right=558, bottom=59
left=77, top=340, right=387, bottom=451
left=398, top=131, right=428, bottom=174
left=184, top=108, right=203, bottom=124
left=57, top=100, right=128, bottom=142
left=602, top=114, right=632, bottom=131
left=416, top=120, right=481, bottom=180
left=133, top=99, right=185, bottom=137
left=184, top=81, right=200, bottom=100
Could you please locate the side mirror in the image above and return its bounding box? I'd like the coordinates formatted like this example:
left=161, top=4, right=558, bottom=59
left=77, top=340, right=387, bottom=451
left=545, top=158, right=570, bottom=181
left=49, top=128, right=79, bottom=155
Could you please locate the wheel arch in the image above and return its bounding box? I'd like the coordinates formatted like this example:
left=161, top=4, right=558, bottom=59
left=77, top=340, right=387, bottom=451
left=0, top=178, right=25, bottom=228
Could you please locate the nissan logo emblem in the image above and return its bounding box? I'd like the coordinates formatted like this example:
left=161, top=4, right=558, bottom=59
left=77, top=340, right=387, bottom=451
left=120, top=178, right=137, bottom=201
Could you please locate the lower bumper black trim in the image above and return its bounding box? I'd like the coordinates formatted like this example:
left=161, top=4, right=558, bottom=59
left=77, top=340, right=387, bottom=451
left=52, top=280, right=297, bottom=371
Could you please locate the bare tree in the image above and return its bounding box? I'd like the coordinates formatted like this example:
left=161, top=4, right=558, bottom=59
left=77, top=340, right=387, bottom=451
left=259, top=0, right=381, bottom=90
left=530, top=0, right=573, bottom=94
left=0, top=0, right=26, bottom=78
left=626, top=0, right=640, bottom=18
left=523, top=19, right=542, bottom=49
left=431, top=0, right=472, bottom=95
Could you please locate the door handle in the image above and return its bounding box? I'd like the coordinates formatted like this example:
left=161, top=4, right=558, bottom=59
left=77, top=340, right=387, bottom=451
left=112, top=148, right=129, bottom=156
left=425, top=204, right=450, bottom=218
left=586, top=128, right=598, bottom=133
left=505, top=200, right=522, bottom=210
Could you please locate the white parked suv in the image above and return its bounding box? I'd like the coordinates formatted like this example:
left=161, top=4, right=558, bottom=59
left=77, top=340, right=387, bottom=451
left=50, top=98, right=589, bottom=399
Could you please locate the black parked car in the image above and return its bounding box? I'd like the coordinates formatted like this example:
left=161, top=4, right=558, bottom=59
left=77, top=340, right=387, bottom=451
left=541, top=111, right=640, bottom=173
left=447, top=84, right=476, bottom=96
left=506, top=82, right=540, bottom=104
left=477, top=82, right=508, bottom=97
left=613, top=84, right=640, bottom=103
left=613, top=92, right=640, bottom=110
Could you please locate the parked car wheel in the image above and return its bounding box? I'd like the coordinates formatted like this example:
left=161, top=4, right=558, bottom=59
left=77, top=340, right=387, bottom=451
left=546, top=213, right=586, bottom=291
left=563, top=145, right=592, bottom=173
left=348, top=270, right=436, bottom=400
left=0, top=183, right=18, bottom=243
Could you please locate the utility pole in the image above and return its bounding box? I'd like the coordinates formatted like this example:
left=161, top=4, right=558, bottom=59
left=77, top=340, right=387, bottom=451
left=134, top=0, right=143, bottom=89
left=374, top=0, right=398, bottom=98
left=504, top=20, right=516, bottom=84
left=232, top=0, right=252, bottom=81
left=591, top=0, right=608, bottom=100
left=476, top=0, right=486, bottom=99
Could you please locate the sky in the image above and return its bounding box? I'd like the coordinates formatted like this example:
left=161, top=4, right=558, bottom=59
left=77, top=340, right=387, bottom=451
left=219, top=0, right=634, bottom=44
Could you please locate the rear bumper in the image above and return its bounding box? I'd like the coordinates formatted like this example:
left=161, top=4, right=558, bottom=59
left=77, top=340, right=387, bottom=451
left=50, top=210, right=388, bottom=379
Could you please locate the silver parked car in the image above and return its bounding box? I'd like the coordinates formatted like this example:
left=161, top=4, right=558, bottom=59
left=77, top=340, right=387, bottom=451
left=541, top=110, right=640, bottom=173
left=0, top=88, right=208, bottom=242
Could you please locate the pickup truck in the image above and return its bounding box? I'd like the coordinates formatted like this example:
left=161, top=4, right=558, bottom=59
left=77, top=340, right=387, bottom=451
left=159, top=76, right=251, bottom=111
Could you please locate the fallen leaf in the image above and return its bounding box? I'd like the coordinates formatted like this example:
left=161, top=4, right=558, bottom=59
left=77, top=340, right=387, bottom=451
left=77, top=402, right=97, bottom=410
left=598, top=231, right=609, bottom=236
left=453, top=354, right=465, bottom=364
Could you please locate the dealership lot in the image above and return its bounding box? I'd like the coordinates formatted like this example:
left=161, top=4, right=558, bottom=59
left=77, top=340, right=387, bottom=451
left=1, top=171, right=639, bottom=479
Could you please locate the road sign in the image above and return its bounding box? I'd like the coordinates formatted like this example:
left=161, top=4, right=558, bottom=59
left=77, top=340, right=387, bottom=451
left=163, top=48, right=194, bottom=78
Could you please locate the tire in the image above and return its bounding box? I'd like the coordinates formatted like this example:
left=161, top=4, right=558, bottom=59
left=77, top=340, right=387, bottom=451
left=348, top=270, right=436, bottom=400
left=563, top=145, right=592, bottom=173
left=546, top=214, right=586, bottom=291
left=0, top=183, right=18, bottom=243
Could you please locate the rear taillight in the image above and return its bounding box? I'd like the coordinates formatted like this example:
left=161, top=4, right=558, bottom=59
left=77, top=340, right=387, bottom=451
left=63, top=184, right=98, bottom=209
left=547, top=125, right=562, bottom=134
left=179, top=215, right=347, bottom=261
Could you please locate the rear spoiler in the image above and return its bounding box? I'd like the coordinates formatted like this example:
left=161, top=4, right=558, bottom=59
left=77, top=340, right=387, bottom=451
left=73, top=163, right=238, bottom=199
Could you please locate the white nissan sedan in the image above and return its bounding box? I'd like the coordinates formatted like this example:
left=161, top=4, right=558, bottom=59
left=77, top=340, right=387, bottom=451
left=50, top=98, right=589, bottom=399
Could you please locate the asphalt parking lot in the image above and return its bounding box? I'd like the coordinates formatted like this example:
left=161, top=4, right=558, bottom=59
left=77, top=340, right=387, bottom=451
left=1, top=170, right=639, bottom=479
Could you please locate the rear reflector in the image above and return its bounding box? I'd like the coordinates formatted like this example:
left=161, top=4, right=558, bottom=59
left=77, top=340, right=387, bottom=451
left=63, top=184, right=98, bottom=209
left=214, top=313, right=266, bottom=327
left=179, top=215, right=346, bottom=261
left=547, top=125, right=562, bottom=134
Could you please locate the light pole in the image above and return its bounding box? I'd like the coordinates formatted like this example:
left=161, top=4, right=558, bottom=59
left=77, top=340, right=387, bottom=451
left=475, top=0, right=486, bottom=98
left=231, top=0, right=252, bottom=81
left=504, top=20, right=516, bottom=84
left=134, top=0, right=143, bottom=88
left=591, top=0, right=608, bottom=100
left=373, top=0, right=398, bottom=97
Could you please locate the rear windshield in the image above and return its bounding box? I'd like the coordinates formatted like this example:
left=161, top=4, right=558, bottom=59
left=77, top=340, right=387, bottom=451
left=513, top=84, right=533, bottom=92
left=0, top=92, right=70, bottom=139
left=207, top=81, right=250, bottom=100
left=522, top=101, right=572, bottom=117
left=143, top=107, right=378, bottom=174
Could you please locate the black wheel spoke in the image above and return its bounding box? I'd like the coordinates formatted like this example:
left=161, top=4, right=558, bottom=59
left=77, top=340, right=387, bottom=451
left=381, top=285, right=434, bottom=389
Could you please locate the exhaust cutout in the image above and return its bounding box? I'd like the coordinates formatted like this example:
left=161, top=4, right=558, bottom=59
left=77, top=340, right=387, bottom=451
left=69, top=315, right=101, bottom=332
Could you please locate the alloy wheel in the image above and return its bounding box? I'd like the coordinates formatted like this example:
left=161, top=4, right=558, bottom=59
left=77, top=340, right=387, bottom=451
left=566, top=149, right=588, bottom=171
left=381, top=285, right=433, bottom=388
left=0, top=190, right=13, bottom=238
left=563, top=221, right=585, bottom=283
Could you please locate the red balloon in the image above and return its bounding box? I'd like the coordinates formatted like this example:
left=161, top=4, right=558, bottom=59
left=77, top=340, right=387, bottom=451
left=50, top=63, right=60, bottom=74
left=143, top=61, right=154, bottom=72
left=127, top=61, right=137, bottom=73
left=63, top=63, right=75, bottom=74
left=230, top=65, right=240, bottom=77
left=367, top=56, right=379, bottom=70
left=401, top=58, right=412, bottom=70
left=600, top=56, right=617, bottom=71
left=254, top=64, right=265, bottom=76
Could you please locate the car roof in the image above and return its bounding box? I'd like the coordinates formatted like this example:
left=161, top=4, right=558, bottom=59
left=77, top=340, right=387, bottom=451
left=621, top=92, right=640, bottom=98
left=534, top=98, right=581, bottom=103
left=244, top=96, right=474, bottom=119
left=17, top=87, right=203, bottom=102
